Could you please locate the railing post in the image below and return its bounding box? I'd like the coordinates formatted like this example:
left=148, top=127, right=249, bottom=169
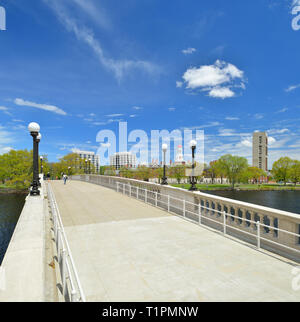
left=137, top=186, right=139, bottom=200
left=168, top=195, right=170, bottom=212
left=183, top=200, right=186, bottom=217
left=198, top=204, right=201, bottom=225
left=223, top=211, right=226, bottom=235
left=129, top=184, right=131, bottom=197
left=145, top=189, right=147, bottom=203
left=61, top=249, right=67, bottom=296
left=71, top=290, right=78, bottom=302
left=257, top=221, right=261, bottom=249
left=155, top=192, right=158, bottom=207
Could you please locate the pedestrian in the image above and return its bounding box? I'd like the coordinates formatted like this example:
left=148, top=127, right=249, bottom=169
left=63, top=174, right=68, bottom=185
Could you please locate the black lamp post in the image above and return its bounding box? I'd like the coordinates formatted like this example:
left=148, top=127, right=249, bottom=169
left=36, top=134, right=42, bottom=187
left=161, top=143, right=168, bottom=185
left=189, top=140, right=197, bottom=191
left=28, top=122, right=40, bottom=196
left=85, top=159, right=88, bottom=174
left=68, top=166, right=71, bottom=176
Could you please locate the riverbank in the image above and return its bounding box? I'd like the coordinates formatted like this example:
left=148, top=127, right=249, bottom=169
left=0, top=185, right=28, bottom=194
left=171, top=183, right=300, bottom=191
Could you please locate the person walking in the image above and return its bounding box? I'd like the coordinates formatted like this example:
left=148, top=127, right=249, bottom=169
left=63, top=174, right=68, bottom=185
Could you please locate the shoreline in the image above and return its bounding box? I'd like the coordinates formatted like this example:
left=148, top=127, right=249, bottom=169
left=0, top=188, right=28, bottom=195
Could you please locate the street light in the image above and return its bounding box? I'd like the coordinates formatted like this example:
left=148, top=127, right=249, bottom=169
left=189, top=139, right=197, bottom=191
left=85, top=159, right=88, bottom=174
left=68, top=166, right=71, bottom=176
left=161, top=143, right=168, bottom=185
left=28, top=122, right=40, bottom=196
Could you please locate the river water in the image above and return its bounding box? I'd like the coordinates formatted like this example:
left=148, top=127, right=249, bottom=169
left=0, top=194, right=26, bottom=265
left=206, top=190, right=300, bottom=215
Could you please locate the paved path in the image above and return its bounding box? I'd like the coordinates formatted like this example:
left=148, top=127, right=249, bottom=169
left=51, top=180, right=300, bottom=302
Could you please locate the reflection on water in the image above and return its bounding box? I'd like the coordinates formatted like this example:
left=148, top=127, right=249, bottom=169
left=0, top=194, right=26, bottom=264
left=205, top=190, right=300, bottom=215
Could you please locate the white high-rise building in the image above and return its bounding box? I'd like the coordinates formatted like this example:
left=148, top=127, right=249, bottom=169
left=74, top=150, right=100, bottom=173
left=110, top=152, right=136, bottom=169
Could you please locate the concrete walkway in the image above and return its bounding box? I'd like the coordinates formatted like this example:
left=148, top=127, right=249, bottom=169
left=51, top=180, right=300, bottom=302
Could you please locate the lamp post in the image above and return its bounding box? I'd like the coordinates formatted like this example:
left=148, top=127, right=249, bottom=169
left=85, top=159, right=88, bottom=174
left=161, top=143, right=168, bottom=185
left=28, top=122, right=40, bottom=196
left=37, top=134, right=42, bottom=187
left=189, top=140, right=197, bottom=191
left=68, top=166, right=71, bottom=176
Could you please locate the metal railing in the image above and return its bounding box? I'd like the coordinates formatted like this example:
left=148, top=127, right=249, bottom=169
left=116, top=182, right=300, bottom=260
left=47, top=183, right=86, bottom=302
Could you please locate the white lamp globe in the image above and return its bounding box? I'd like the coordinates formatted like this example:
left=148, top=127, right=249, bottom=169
left=40, top=156, right=43, bottom=160
left=37, top=133, right=42, bottom=141
left=190, top=140, right=197, bottom=149
left=28, top=122, right=40, bottom=133
left=162, top=144, right=168, bottom=152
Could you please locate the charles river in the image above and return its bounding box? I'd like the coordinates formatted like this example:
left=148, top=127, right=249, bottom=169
left=0, top=190, right=300, bottom=264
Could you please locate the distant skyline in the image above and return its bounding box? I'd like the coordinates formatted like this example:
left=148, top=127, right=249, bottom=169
left=0, top=0, right=299, bottom=166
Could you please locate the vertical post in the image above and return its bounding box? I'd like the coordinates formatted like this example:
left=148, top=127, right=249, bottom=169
left=137, top=186, right=139, bottom=200
left=223, top=211, right=226, bottom=235
left=145, top=189, right=147, bottom=203
left=168, top=195, right=170, bottom=212
left=61, top=249, right=67, bottom=296
left=183, top=200, right=186, bottom=217
left=257, top=221, right=261, bottom=249
left=129, top=184, right=131, bottom=197
left=155, top=192, right=158, bottom=207
left=198, top=204, right=201, bottom=225
left=71, top=290, right=77, bottom=302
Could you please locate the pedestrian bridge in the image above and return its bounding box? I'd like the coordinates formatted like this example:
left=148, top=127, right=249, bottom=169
left=48, top=177, right=300, bottom=302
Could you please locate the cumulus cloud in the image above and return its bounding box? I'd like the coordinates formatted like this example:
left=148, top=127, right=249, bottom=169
left=182, top=47, right=196, bottom=55
left=180, top=60, right=246, bottom=99
left=14, top=98, right=67, bottom=116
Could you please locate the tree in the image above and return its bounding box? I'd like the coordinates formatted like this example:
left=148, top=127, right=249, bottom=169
left=245, top=166, right=267, bottom=184
left=219, top=154, right=248, bottom=189
left=169, top=165, right=185, bottom=184
left=272, top=157, right=293, bottom=185
left=289, top=160, right=300, bottom=186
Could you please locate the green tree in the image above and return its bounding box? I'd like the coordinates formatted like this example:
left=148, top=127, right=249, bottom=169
left=219, top=154, right=248, bottom=189
left=289, top=160, right=300, bottom=186
left=169, top=165, right=185, bottom=184
left=272, top=157, right=293, bottom=185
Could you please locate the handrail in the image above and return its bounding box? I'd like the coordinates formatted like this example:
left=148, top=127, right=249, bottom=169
left=116, top=182, right=300, bottom=259
left=47, top=183, right=86, bottom=302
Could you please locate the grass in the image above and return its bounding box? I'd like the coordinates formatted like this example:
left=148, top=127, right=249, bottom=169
left=171, top=183, right=300, bottom=191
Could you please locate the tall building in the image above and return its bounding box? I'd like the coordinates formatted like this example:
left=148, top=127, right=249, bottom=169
left=74, top=150, right=100, bottom=173
left=252, top=131, right=268, bottom=171
left=174, top=145, right=185, bottom=165
left=110, top=152, right=136, bottom=170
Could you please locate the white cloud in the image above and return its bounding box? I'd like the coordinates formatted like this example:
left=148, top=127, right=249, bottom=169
left=176, top=81, right=183, bottom=88
left=44, top=0, right=158, bottom=81
left=254, top=113, right=264, bottom=120
left=129, top=114, right=137, bottom=118
left=105, top=113, right=123, bottom=117
left=285, top=83, right=300, bottom=92
left=133, top=106, right=143, bottom=110
left=276, top=107, right=288, bottom=113
left=268, top=136, right=276, bottom=145
left=182, top=47, right=196, bottom=55
left=181, top=60, right=245, bottom=99
left=209, top=87, right=235, bottom=99
left=168, top=107, right=176, bottom=112
left=225, top=116, right=240, bottom=120
left=14, top=98, right=67, bottom=116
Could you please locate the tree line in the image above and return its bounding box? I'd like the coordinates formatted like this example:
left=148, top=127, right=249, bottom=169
left=0, top=149, right=299, bottom=190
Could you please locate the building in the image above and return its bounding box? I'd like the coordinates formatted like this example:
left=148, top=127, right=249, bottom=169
left=74, top=150, right=100, bottom=173
left=252, top=131, right=268, bottom=172
left=110, top=152, right=136, bottom=170
left=174, top=145, right=185, bottom=165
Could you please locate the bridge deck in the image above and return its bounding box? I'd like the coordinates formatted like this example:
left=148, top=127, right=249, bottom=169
left=51, top=180, right=299, bottom=302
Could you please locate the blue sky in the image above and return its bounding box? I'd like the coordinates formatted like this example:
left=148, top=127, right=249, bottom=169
left=0, top=0, right=299, bottom=167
